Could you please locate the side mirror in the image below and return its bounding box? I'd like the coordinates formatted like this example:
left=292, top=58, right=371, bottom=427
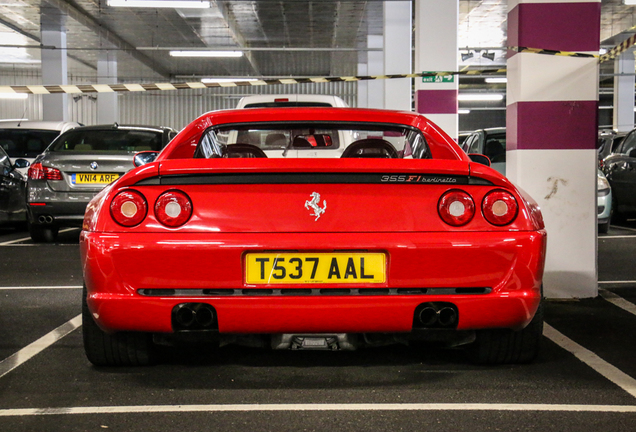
left=133, top=151, right=159, bottom=167
left=469, top=153, right=491, bottom=167
left=13, top=158, right=30, bottom=169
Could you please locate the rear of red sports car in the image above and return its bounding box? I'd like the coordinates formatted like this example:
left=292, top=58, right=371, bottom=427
left=80, top=108, right=546, bottom=366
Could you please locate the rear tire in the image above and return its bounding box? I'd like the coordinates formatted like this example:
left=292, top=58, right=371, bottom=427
left=29, top=223, right=58, bottom=243
left=82, top=285, right=153, bottom=366
left=469, top=301, right=543, bottom=365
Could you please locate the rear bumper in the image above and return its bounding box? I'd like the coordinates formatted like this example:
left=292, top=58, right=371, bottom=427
left=27, top=184, right=96, bottom=226
left=81, top=230, right=546, bottom=334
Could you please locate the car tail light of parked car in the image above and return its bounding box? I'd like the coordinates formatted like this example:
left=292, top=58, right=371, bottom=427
left=110, top=189, right=148, bottom=227
left=438, top=190, right=475, bottom=226
left=154, top=190, right=193, bottom=227
left=27, top=162, right=62, bottom=181
left=482, top=190, right=519, bottom=226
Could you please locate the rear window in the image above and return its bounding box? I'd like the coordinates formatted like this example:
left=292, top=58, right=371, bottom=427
left=50, top=129, right=163, bottom=153
left=0, top=129, right=59, bottom=158
left=194, top=122, right=431, bottom=159
left=244, top=102, right=333, bottom=108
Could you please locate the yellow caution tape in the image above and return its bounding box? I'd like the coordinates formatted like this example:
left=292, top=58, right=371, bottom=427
left=0, top=37, right=632, bottom=95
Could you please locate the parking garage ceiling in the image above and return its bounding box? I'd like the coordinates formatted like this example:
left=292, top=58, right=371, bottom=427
left=0, top=1, right=634, bottom=83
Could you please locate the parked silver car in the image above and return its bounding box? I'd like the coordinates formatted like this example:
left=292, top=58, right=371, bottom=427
left=26, top=124, right=177, bottom=242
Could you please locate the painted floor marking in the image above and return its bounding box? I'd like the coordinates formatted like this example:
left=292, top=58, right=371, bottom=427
left=611, top=224, right=636, bottom=233
left=599, top=289, right=636, bottom=316
left=0, top=314, right=81, bottom=380
left=2, top=403, right=636, bottom=417
left=598, top=281, right=636, bottom=285
left=0, top=285, right=83, bottom=290
left=600, top=235, right=636, bottom=239
left=0, top=228, right=80, bottom=245
left=544, top=323, right=636, bottom=399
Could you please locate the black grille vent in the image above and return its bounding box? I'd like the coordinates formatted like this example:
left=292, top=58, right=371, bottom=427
left=139, top=287, right=491, bottom=297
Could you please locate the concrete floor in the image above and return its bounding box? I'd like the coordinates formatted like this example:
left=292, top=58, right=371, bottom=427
left=0, top=224, right=635, bottom=431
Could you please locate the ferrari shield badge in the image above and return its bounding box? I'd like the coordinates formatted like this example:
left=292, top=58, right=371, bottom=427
left=304, top=192, right=327, bottom=221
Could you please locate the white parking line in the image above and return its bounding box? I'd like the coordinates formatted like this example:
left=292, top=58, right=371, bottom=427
left=599, top=289, right=636, bottom=316
left=598, top=281, right=636, bottom=285
left=1, top=402, right=636, bottom=417
left=600, top=235, right=636, bottom=239
left=612, top=225, right=636, bottom=233
left=0, top=228, right=80, bottom=246
left=0, top=286, right=82, bottom=290
left=544, top=323, right=636, bottom=399
left=0, top=315, right=81, bottom=380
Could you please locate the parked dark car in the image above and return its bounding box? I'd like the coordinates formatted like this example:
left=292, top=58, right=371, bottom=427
left=603, top=128, right=636, bottom=221
left=598, top=129, right=626, bottom=168
left=25, top=124, right=177, bottom=242
left=0, top=145, right=29, bottom=227
left=461, top=128, right=506, bottom=176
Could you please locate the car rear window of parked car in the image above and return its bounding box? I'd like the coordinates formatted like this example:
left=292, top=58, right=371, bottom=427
left=50, top=129, right=163, bottom=153
left=194, top=122, right=431, bottom=159
left=0, top=129, right=60, bottom=158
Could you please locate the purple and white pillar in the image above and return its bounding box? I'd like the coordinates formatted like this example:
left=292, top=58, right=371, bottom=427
left=414, top=0, right=458, bottom=139
left=507, top=0, right=600, bottom=298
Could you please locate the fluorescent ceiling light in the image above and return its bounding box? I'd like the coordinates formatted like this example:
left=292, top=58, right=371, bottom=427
left=170, top=51, right=243, bottom=58
left=107, top=0, right=210, bottom=8
left=485, top=77, right=507, bottom=84
left=458, top=109, right=471, bottom=114
left=0, top=93, right=28, bottom=99
left=458, top=93, right=504, bottom=101
left=624, top=0, right=636, bottom=5
left=201, top=78, right=257, bottom=83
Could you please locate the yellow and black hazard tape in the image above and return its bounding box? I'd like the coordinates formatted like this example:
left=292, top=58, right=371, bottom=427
left=509, top=46, right=599, bottom=59
left=1, top=36, right=633, bottom=95
left=0, top=69, right=507, bottom=95
left=599, top=34, right=636, bottom=63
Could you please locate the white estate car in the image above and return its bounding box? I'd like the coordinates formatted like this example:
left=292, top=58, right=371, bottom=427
left=236, top=94, right=349, bottom=108
left=0, top=120, right=80, bottom=175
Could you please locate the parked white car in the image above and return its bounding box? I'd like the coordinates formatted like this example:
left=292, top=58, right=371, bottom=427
left=0, top=120, right=81, bottom=175
left=236, top=94, right=348, bottom=108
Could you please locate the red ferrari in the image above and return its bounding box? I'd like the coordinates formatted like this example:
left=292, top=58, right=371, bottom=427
left=80, top=108, right=546, bottom=366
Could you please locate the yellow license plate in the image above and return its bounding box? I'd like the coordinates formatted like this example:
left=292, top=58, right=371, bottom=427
left=73, top=173, right=119, bottom=185
left=245, top=253, right=386, bottom=284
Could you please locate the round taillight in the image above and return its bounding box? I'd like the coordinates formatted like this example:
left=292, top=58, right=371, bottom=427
left=438, top=190, right=475, bottom=226
left=110, top=190, right=148, bottom=227
left=155, top=190, right=192, bottom=228
left=482, top=190, right=518, bottom=226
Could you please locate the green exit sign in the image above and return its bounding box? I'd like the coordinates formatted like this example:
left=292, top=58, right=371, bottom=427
left=422, top=72, right=454, bottom=83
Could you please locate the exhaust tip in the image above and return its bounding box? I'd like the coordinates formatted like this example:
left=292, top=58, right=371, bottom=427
left=172, top=303, right=217, bottom=331
left=413, top=302, right=458, bottom=329
left=438, top=307, right=458, bottom=327
left=195, top=306, right=215, bottom=327
left=175, top=306, right=195, bottom=327
left=418, top=307, right=439, bottom=326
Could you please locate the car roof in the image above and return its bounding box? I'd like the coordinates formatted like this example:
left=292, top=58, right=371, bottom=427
left=195, top=107, right=426, bottom=126
left=236, top=94, right=348, bottom=108
left=60, top=124, right=174, bottom=133
left=0, top=120, right=80, bottom=131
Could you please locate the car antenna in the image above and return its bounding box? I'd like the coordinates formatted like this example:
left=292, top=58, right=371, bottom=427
left=17, top=105, right=28, bottom=127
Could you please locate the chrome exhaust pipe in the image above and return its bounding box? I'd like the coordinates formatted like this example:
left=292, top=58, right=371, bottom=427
left=438, top=307, right=458, bottom=327
left=38, top=215, right=47, bottom=224
left=45, top=215, right=53, bottom=224
left=418, top=306, right=439, bottom=327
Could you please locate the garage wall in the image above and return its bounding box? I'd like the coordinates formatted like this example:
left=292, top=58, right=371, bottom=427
left=0, top=70, right=357, bottom=130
